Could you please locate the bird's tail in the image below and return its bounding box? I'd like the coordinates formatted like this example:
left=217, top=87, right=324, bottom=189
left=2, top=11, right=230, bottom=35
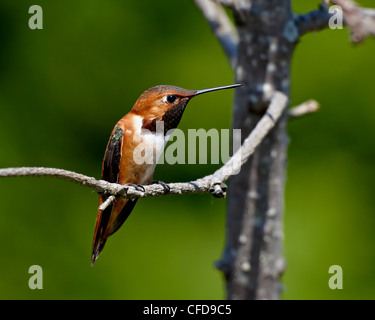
left=91, top=196, right=137, bottom=266
left=91, top=196, right=110, bottom=266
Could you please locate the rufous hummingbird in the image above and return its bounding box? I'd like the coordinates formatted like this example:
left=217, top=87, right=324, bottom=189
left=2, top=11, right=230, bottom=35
left=91, top=83, right=241, bottom=265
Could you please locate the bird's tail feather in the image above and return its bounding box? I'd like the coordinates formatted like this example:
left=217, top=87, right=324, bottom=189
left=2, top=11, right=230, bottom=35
left=91, top=197, right=137, bottom=266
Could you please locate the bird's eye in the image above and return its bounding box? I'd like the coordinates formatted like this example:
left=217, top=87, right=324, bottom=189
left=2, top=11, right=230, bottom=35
left=166, top=95, right=177, bottom=104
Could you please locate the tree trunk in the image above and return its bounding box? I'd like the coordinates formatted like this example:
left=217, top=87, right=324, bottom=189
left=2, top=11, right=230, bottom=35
left=216, top=0, right=294, bottom=299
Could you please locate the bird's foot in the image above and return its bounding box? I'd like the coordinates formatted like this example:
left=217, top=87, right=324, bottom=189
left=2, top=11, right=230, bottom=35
left=127, top=183, right=146, bottom=193
left=150, top=180, right=170, bottom=194
left=209, top=182, right=227, bottom=199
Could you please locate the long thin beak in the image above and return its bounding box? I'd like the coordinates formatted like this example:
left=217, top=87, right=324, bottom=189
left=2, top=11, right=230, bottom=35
left=193, top=83, right=242, bottom=96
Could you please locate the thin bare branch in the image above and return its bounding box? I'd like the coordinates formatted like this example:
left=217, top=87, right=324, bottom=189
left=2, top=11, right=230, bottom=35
left=288, top=99, right=320, bottom=118
left=362, top=8, right=375, bottom=19
left=294, top=2, right=333, bottom=37
left=194, top=0, right=238, bottom=69
left=295, top=0, right=375, bottom=42
left=0, top=166, right=207, bottom=199
left=98, top=195, right=116, bottom=211
left=333, top=0, right=375, bottom=42
left=0, top=91, right=288, bottom=201
left=208, top=91, right=288, bottom=183
left=215, top=0, right=235, bottom=9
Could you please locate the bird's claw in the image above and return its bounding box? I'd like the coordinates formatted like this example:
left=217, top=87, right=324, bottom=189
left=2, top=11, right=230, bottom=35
left=209, top=182, right=227, bottom=199
left=150, top=180, right=170, bottom=194
left=127, top=183, right=146, bottom=193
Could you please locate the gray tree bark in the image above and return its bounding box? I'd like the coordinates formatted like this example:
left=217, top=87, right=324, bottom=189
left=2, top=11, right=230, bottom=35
left=217, top=1, right=292, bottom=300
left=195, top=0, right=375, bottom=299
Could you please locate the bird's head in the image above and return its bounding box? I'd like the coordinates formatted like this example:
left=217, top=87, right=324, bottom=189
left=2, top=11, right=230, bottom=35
left=131, top=84, right=241, bottom=132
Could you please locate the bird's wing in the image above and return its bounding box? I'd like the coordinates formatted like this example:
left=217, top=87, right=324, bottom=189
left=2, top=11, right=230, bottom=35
left=91, top=123, right=137, bottom=265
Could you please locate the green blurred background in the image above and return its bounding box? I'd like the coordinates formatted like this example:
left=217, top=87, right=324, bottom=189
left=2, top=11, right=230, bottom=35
left=0, top=0, right=374, bottom=299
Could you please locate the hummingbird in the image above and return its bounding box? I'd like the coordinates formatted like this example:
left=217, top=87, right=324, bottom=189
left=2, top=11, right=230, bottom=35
left=91, top=83, right=241, bottom=265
